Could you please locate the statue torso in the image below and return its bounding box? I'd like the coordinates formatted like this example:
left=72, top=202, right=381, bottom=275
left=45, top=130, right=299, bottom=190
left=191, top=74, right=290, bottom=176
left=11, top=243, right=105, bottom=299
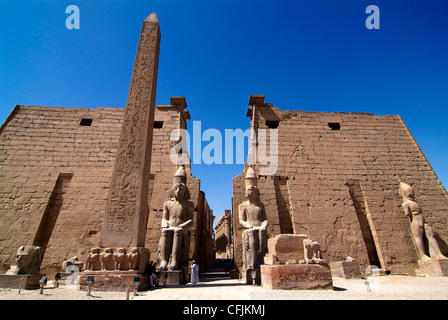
left=240, top=201, right=264, bottom=227
left=164, top=199, right=192, bottom=228
left=403, top=200, right=421, bottom=215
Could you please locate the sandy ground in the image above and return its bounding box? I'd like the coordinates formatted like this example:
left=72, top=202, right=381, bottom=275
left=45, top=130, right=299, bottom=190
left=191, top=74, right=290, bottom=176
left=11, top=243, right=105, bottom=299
left=0, top=275, right=447, bottom=300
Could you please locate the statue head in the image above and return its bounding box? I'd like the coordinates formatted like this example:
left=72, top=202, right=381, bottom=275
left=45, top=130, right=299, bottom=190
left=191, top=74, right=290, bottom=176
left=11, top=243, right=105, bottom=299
left=169, top=166, right=191, bottom=200
left=244, top=167, right=260, bottom=201
left=90, top=247, right=100, bottom=255
left=173, top=182, right=187, bottom=200
left=7, top=245, right=43, bottom=275
left=245, top=184, right=260, bottom=201
left=399, top=181, right=414, bottom=201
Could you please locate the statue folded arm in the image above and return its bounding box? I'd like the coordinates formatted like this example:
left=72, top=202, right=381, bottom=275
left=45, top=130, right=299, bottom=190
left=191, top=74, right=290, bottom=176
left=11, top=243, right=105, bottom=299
left=161, top=202, right=170, bottom=228
left=238, top=204, right=252, bottom=229
left=178, top=219, right=192, bottom=228
left=259, top=203, right=268, bottom=229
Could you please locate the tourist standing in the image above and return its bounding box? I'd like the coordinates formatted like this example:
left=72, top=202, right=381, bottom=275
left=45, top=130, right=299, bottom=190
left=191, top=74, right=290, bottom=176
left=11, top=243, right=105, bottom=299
left=190, top=260, right=199, bottom=284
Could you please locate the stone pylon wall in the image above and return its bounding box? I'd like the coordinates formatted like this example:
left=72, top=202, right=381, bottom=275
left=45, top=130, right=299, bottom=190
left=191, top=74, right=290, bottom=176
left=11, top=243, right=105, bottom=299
left=0, top=104, right=213, bottom=275
left=0, top=106, right=121, bottom=274
left=233, top=102, right=448, bottom=276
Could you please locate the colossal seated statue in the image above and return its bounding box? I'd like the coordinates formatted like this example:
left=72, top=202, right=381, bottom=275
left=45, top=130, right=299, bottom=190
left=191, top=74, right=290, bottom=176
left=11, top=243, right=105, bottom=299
left=238, top=167, right=268, bottom=270
left=157, top=166, right=194, bottom=271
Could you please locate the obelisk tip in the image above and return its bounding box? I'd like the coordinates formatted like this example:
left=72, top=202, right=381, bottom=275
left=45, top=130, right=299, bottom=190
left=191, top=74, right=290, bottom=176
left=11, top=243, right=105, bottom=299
left=145, top=12, right=158, bottom=23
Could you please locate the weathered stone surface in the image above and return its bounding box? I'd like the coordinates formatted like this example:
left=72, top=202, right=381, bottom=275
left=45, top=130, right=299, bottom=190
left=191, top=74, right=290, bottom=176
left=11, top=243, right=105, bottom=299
left=0, top=274, right=46, bottom=290
left=5, top=245, right=43, bottom=275
left=234, top=97, right=448, bottom=277
left=329, top=260, right=362, bottom=279
left=79, top=13, right=161, bottom=292
left=266, top=234, right=307, bottom=264
left=0, top=105, right=125, bottom=275
left=0, top=15, right=215, bottom=278
left=160, top=269, right=188, bottom=286
left=417, top=259, right=448, bottom=277
left=80, top=246, right=150, bottom=291
left=0, top=103, right=214, bottom=276
left=79, top=270, right=148, bottom=292
left=99, top=12, right=160, bottom=249
left=260, top=264, right=333, bottom=290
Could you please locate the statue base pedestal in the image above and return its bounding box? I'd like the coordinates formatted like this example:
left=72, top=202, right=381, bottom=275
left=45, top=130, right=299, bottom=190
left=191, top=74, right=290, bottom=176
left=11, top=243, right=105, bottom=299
left=79, top=270, right=148, bottom=292
left=0, top=273, right=46, bottom=290
left=417, top=259, right=448, bottom=277
left=244, top=268, right=261, bottom=285
left=260, top=264, right=333, bottom=290
left=329, top=261, right=362, bottom=279
left=160, top=268, right=188, bottom=286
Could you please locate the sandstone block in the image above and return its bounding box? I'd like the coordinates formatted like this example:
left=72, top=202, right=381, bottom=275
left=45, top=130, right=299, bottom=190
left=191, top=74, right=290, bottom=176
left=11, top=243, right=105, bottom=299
left=160, top=269, right=188, bottom=286
left=0, top=273, right=46, bottom=290
left=267, top=234, right=307, bottom=264
left=329, top=260, right=362, bottom=279
left=417, top=259, right=448, bottom=277
left=260, top=264, right=333, bottom=290
left=79, top=270, right=148, bottom=292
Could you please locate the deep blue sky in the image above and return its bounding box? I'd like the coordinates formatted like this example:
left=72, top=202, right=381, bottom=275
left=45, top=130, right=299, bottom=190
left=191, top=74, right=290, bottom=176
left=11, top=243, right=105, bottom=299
left=1, top=0, right=447, bottom=224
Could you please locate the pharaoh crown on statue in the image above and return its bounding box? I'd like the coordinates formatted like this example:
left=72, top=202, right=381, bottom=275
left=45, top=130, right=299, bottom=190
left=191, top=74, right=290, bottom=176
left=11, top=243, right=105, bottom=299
left=244, top=166, right=258, bottom=188
left=399, top=181, right=414, bottom=199
left=173, top=165, right=187, bottom=185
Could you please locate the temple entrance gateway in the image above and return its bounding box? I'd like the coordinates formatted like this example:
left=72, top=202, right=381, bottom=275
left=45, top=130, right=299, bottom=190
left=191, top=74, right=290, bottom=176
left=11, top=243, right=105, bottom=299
left=1, top=8, right=448, bottom=295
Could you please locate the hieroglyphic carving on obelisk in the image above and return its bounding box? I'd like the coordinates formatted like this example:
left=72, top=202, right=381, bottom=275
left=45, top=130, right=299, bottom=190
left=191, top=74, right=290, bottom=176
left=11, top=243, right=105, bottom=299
left=99, top=12, right=160, bottom=249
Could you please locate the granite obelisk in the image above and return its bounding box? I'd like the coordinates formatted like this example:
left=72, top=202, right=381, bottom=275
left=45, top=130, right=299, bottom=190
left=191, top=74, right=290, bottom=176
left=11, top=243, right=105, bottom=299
left=99, top=12, right=160, bottom=249
left=80, top=13, right=161, bottom=290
